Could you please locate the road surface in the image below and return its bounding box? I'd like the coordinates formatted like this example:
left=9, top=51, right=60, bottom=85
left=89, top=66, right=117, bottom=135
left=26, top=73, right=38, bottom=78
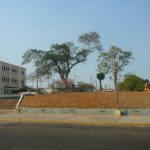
left=0, top=123, right=149, bottom=150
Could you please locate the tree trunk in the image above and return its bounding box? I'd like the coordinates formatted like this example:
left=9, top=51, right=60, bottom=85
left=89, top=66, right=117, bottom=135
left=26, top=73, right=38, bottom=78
left=61, top=77, right=68, bottom=88
left=100, top=80, right=102, bottom=91
left=64, top=80, right=68, bottom=88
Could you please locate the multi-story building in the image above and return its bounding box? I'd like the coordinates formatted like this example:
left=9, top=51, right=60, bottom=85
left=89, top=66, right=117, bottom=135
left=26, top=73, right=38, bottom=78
left=0, top=61, right=26, bottom=94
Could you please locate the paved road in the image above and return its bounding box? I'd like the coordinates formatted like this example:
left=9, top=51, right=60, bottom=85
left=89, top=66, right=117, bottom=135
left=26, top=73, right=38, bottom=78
left=0, top=123, right=149, bottom=150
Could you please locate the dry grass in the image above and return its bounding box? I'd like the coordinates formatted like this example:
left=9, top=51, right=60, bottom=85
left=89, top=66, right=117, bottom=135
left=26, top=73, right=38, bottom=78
left=20, top=92, right=150, bottom=109
left=0, top=99, right=18, bottom=108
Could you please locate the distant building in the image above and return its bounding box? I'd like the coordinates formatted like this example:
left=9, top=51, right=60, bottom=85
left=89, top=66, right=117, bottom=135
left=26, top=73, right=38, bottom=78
left=0, top=61, right=26, bottom=94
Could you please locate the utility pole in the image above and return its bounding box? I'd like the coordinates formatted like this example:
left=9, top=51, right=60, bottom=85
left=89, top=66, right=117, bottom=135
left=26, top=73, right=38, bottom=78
left=36, top=68, right=39, bottom=92
left=95, top=79, right=97, bottom=90
left=116, top=84, right=119, bottom=109
left=114, top=61, right=121, bottom=116
left=90, top=77, right=92, bottom=85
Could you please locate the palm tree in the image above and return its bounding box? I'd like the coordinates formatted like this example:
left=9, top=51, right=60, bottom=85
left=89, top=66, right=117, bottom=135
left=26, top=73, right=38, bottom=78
left=97, top=73, right=105, bottom=91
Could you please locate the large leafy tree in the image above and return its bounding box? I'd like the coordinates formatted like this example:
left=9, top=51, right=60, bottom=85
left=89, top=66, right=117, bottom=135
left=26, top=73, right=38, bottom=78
left=98, top=46, right=134, bottom=90
left=22, top=32, right=101, bottom=87
left=119, top=74, right=145, bottom=91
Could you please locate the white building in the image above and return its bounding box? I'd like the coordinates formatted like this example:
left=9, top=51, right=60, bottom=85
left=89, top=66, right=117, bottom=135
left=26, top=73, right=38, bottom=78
left=0, top=61, right=26, bottom=94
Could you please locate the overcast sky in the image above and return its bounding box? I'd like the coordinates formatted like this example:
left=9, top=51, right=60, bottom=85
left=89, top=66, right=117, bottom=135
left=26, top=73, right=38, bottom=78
left=0, top=0, right=150, bottom=87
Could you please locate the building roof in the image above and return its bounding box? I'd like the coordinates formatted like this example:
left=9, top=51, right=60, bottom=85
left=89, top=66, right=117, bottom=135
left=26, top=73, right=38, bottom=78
left=0, top=60, right=26, bottom=70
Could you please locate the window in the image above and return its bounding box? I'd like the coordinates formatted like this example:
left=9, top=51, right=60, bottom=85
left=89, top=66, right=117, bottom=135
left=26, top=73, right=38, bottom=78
left=11, top=79, right=14, bottom=83
left=21, top=70, right=24, bottom=75
left=21, top=80, right=24, bottom=85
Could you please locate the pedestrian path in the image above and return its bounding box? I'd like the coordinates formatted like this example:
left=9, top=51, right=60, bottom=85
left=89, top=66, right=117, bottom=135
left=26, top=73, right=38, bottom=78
left=0, top=109, right=150, bottom=126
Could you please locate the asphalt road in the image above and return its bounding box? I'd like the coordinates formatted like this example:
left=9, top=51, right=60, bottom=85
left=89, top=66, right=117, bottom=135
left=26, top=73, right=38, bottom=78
left=0, top=123, right=150, bottom=150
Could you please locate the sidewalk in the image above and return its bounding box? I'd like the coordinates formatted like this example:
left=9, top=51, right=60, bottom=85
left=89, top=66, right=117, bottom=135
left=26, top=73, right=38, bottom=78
left=0, top=109, right=150, bottom=126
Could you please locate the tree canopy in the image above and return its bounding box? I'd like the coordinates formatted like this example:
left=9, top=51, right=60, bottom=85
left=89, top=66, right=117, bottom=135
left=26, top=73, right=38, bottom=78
left=97, top=72, right=105, bottom=91
left=79, top=32, right=102, bottom=51
left=22, top=32, right=101, bottom=87
left=119, top=74, right=145, bottom=91
left=98, top=45, right=134, bottom=90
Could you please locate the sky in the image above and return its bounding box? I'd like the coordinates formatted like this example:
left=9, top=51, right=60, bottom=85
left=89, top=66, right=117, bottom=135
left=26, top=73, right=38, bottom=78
left=0, top=0, right=150, bottom=88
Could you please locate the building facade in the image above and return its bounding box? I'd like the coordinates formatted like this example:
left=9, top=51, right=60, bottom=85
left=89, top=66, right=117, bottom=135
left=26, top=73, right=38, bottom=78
left=0, top=61, right=26, bottom=94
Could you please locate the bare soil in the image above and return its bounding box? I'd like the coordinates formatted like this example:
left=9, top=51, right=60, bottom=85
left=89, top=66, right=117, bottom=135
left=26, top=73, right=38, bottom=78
left=0, top=99, right=18, bottom=108
left=20, top=92, right=150, bottom=109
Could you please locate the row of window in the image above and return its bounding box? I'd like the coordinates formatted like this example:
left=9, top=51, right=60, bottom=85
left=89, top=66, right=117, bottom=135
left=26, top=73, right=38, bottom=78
left=2, top=66, right=25, bottom=74
left=11, top=79, right=18, bottom=83
left=12, top=68, right=18, bottom=73
left=2, top=77, right=18, bottom=83
left=2, top=66, right=10, bottom=71
left=2, top=77, right=25, bottom=84
left=2, top=77, right=10, bottom=82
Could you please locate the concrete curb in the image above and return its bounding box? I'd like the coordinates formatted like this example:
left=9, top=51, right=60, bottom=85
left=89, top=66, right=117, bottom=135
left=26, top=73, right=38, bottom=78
left=0, top=118, right=150, bottom=127
left=16, top=108, right=115, bottom=115
left=16, top=107, right=150, bottom=115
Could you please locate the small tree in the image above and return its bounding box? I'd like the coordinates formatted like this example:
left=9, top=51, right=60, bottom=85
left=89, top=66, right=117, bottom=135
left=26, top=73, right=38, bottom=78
left=97, top=73, right=105, bottom=91
left=54, top=79, right=74, bottom=87
left=78, top=82, right=95, bottom=89
left=98, top=45, right=134, bottom=90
